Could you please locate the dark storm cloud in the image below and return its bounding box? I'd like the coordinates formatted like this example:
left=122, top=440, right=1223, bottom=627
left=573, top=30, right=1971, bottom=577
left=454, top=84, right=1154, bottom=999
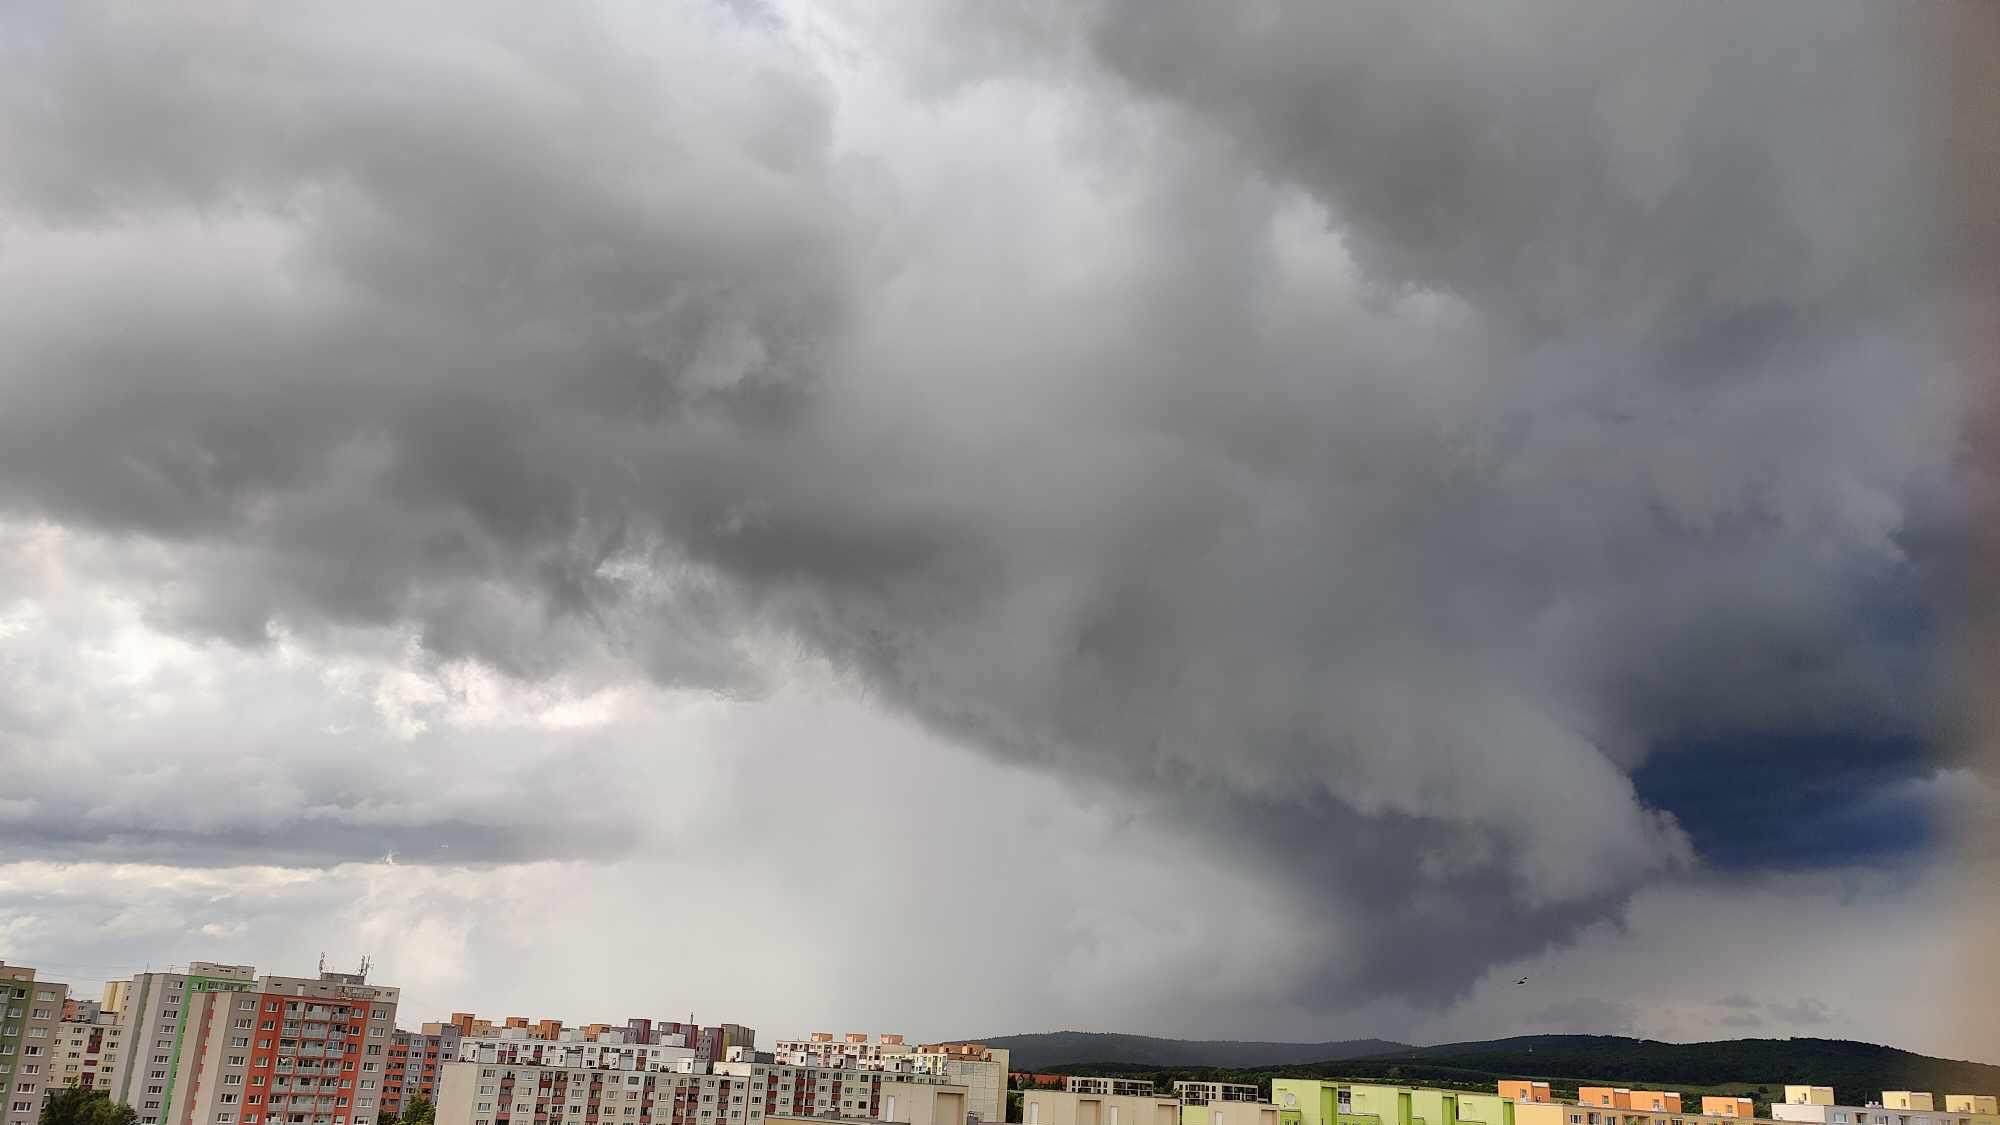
left=1, top=0, right=1992, bottom=1014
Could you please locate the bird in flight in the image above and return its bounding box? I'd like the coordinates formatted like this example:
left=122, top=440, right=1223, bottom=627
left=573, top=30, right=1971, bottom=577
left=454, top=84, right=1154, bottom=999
left=1516, top=976, right=1529, bottom=985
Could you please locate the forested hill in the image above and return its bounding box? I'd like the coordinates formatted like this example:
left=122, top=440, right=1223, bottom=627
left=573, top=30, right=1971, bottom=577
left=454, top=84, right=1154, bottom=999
left=978, top=1032, right=1408, bottom=1071
left=1329, top=1037, right=2000, bottom=1107
left=981, top=1032, right=2000, bottom=1108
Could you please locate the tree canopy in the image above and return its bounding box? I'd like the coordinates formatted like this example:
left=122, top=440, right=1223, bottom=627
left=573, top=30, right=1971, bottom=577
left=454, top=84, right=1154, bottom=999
left=40, top=1087, right=138, bottom=1125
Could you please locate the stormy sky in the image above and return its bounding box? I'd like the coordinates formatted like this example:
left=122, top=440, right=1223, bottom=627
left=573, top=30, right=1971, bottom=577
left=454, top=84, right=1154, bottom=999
left=3, top=0, right=1997, bottom=1059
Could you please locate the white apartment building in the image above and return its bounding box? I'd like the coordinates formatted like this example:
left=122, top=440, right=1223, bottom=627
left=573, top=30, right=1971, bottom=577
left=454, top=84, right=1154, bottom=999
left=456, top=1036, right=698, bottom=1073
left=1175, top=1085, right=1259, bottom=1107
left=1773, top=1092, right=1995, bottom=1125
left=1066, top=1080, right=1157, bottom=1099
left=1, top=962, right=70, bottom=1125
left=435, top=1058, right=962, bottom=1125
left=771, top=1038, right=916, bottom=1074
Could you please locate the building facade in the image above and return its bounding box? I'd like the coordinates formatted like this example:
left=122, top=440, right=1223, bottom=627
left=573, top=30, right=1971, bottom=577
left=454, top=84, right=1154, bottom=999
left=772, top=1037, right=914, bottom=1073
left=1273, top=1080, right=1794, bottom=1125
left=1, top=962, right=70, bottom=1125
left=1067, top=1081, right=1157, bottom=1100
left=911, top=1045, right=1007, bottom=1123
left=104, top=964, right=398, bottom=1125
left=1176, top=1086, right=1260, bottom=1107
left=1182, top=1103, right=1279, bottom=1125
left=1772, top=1091, right=1999, bottom=1125
left=384, top=1024, right=463, bottom=1118
left=435, top=1058, right=958, bottom=1125
left=109, top=962, right=261, bottom=1119
left=1022, top=1088, right=1179, bottom=1125
left=54, top=1006, right=124, bottom=1093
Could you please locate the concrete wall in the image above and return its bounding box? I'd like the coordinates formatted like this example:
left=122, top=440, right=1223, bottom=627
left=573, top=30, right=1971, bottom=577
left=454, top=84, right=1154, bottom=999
left=877, top=1082, right=968, bottom=1125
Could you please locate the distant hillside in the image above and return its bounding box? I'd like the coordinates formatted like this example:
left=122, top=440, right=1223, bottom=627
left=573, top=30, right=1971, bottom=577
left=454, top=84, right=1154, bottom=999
left=979, top=1032, right=1408, bottom=1071
left=980, top=1032, right=2000, bottom=1109
left=1331, top=1037, right=2000, bottom=1108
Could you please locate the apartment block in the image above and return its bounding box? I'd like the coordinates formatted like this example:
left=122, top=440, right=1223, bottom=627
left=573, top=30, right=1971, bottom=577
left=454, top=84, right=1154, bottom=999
left=104, top=964, right=399, bottom=1125
left=435, top=1057, right=959, bottom=1125
left=1771, top=1090, right=1999, bottom=1125
left=911, top=1044, right=1008, bottom=1122
left=765, top=1037, right=1004, bottom=1122
left=455, top=1037, right=696, bottom=1073
left=1, top=961, right=71, bottom=1125
left=109, top=962, right=261, bottom=1117
left=1175, top=1085, right=1260, bottom=1107
left=384, top=1024, right=464, bottom=1117
left=1068, top=1081, right=1158, bottom=1099
left=1497, top=1086, right=1551, bottom=1106
left=772, top=1037, right=913, bottom=1072
left=1023, top=1088, right=1179, bottom=1125
left=55, top=1005, right=124, bottom=1093
left=1273, top=1079, right=1782, bottom=1125
left=1580, top=1092, right=1682, bottom=1114
left=1887, top=1100, right=1936, bottom=1114
left=1701, top=1100, right=1753, bottom=1119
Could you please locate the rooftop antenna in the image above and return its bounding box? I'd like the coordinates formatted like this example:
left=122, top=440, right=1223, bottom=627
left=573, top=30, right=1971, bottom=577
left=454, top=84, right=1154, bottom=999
left=319, top=952, right=327, bottom=974
left=357, top=955, right=372, bottom=980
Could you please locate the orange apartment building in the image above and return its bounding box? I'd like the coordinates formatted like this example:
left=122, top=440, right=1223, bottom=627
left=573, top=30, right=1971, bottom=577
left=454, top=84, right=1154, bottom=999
left=1580, top=1091, right=1685, bottom=1114
left=1499, top=1084, right=1552, bottom=1104
left=1702, top=1100, right=1755, bottom=1119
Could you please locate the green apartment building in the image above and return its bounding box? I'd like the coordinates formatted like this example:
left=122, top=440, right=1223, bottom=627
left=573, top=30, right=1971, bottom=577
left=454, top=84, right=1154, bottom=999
left=1274, top=1082, right=1521, bottom=1125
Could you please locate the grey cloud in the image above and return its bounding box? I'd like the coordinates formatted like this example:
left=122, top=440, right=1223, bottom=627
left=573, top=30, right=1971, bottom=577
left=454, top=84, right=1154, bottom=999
left=0, top=0, right=1992, bottom=1018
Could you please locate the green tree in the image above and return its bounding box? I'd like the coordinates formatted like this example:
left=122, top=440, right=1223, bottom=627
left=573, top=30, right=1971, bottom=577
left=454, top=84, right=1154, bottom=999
left=401, top=1095, right=437, bottom=1125
left=39, top=1087, right=138, bottom=1125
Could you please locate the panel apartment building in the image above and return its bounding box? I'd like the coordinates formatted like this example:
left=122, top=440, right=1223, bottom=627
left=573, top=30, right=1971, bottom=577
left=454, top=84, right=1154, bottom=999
left=1772, top=1087, right=2000, bottom=1125
left=769, top=1036, right=1008, bottom=1122
left=435, top=1056, right=966, bottom=1125
left=55, top=1004, right=125, bottom=1094
left=107, top=963, right=399, bottom=1125
left=383, top=1024, right=464, bottom=1119
left=1, top=962, right=70, bottom=1125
